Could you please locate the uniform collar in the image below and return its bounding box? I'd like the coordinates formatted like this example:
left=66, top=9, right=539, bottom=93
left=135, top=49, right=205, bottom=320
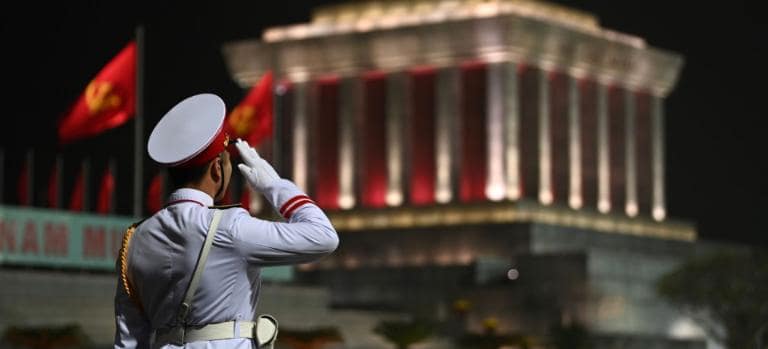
left=167, top=188, right=214, bottom=207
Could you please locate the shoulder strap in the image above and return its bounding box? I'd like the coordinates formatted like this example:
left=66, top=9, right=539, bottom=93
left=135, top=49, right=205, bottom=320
left=208, top=203, right=241, bottom=209
left=176, top=209, right=223, bottom=324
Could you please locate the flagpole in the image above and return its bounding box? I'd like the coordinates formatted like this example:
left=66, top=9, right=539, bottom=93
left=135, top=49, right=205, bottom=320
left=133, top=25, right=145, bottom=218
left=85, top=157, right=92, bottom=211
left=54, top=154, right=62, bottom=209
left=26, top=149, right=34, bottom=206
left=109, top=157, right=116, bottom=214
left=0, top=148, right=4, bottom=204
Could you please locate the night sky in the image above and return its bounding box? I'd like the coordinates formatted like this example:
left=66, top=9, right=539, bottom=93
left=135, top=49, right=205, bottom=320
left=0, top=1, right=765, bottom=246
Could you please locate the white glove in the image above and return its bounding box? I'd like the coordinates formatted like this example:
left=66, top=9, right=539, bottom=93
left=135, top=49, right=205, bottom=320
left=235, top=139, right=280, bottom=192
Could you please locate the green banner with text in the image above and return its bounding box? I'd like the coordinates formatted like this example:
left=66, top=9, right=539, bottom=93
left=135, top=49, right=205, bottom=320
left=0, top=206, right=292, bottom=280
left=0, top=205, right=132, bottom=270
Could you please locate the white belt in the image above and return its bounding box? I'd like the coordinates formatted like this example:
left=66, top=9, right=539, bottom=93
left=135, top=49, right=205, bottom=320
left=154, top=212, right=278, bottom=348
left=154, top=315, right=278, bottom=348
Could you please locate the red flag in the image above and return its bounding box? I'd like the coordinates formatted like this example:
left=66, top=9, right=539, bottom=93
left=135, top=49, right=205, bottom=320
left=146, top=173, right=163, bottom=214
left=240, top=185, right=262, bottom=216
left=96, top=167, right=115, bottom=215
left=240, top=185, right=251, bottom=212
left=47, top=160, right=60, bottom=208
left=224, top=71, right=273, bottom=147
left=17, top=162, right=30, bottom=206
left=58, top=41, right=136, bottom=144
left=69, top=169, right=84, bottom=212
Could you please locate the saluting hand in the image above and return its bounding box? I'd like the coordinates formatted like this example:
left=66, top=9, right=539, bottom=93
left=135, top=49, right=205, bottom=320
left=235, top=139, right=280, bottom=192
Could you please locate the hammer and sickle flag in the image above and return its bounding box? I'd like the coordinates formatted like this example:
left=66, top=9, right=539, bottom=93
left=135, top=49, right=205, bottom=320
left=225, top=71, right=273, bottom=148
left=58, top=41, right=136, bottom=144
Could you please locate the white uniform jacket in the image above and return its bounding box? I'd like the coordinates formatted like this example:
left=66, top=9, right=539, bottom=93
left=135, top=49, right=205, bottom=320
left=114, top=179, right=338, bottom=349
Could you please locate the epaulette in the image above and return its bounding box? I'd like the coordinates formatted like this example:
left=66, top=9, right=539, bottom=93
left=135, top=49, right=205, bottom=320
left=118, top=218, right=148, bottom=314
left=130, top=217, right=149, bottom=229
left=208, top=203, right=242, bottom=210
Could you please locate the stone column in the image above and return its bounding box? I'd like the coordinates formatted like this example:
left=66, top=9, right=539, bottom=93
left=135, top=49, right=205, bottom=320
left=504, top=62, right=521, bottom=201
left=386, top=72, right=407, bottom=206
left=486, top=62, right=506, bottom=201
left=625, top=89, right=638, bottom=217
left=597, top=81, right=610, bottom=213
left=436, top=67, right=459, bottom=203
left=568, top=73, right=582, bottom=209
left=338, top=77, right=359, bottom=209
left=651, top=94, right=666, bottom=221
left=291, top=82, right=309, bottom=192
left=539, top=68, right=553, bottom=205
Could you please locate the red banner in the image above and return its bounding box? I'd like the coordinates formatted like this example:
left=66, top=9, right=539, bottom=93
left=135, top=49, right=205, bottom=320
left=69, top=169, right=84, bottom=212
left=225, top=71, right=273, bottom=147
left=146, top=173, right=163, bottom=215
left=314, top=76, right=340, bottom=209
left=361, top=71, right=388, bottom=208
left=58, top=41, right=136, bottom=144
left=96, top=167, right=115, bottom=215
left=240, top=184, right=251, bottom=212
left=409, top=67, right=436, bottom=206
left=47, top=160, right=59, bottom=208
left=460, top=62, right=488, bottom=203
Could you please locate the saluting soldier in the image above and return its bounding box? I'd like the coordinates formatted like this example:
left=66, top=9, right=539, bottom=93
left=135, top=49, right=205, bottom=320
left=114, top=93, right=338, bottom=349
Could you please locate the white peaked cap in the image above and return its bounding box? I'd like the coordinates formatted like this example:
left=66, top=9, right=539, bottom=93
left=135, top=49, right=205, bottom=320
left=147, top=93, right=229, bottom=167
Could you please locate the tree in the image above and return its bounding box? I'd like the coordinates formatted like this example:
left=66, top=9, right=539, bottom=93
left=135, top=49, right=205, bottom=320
left=455, top=317, right=537, bottom=349
left=656, top=247, right=768, bottom=348
left=1, top=324, right=90, bottom=349
left=374, top=319, right=434, bottom=349
left=549, top=321, right=591, bottom=349
left=278, top=327, right=342, bottom=349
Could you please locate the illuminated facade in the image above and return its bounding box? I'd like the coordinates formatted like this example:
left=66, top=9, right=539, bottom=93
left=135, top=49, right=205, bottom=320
left=224, top=0, right=705, bottom=347
left=224, top=0, right=682, bottom=222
